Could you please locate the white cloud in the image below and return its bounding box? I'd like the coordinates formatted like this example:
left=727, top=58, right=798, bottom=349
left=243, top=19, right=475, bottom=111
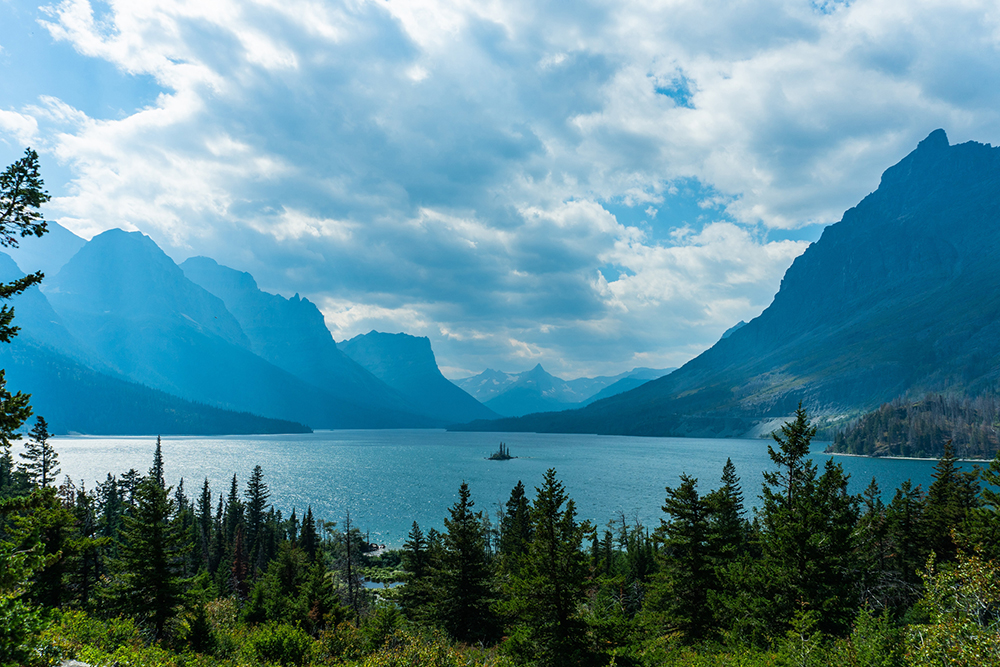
left=0, top=0, right=997, bottom=376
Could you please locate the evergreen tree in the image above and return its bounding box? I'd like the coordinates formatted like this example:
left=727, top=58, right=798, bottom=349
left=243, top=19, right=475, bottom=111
left=644, top=474, right=712, bottom=640
left=244, top=464, right=270, bottom=575
left=705, top=457, right=747, bottom=568
left=287, top=507, right=299, bottom=543
left=399, top=521, right=434, bottom=621
left=757, top=406, right=859, bottom=635
left=0, top=370, right=32, bottom=497
left=196, top=477, right=212, bottom=569
left=150, top=435, right=164, bottom=488
left=505, top=469, right=590, bottom=666
left=968, top=449, right=1000, bottom=559
left=499, top=480, right=532, bottom=565
left=300, top=506, right=319, bottom=560
left=885, top=480, right=926, bottom=598
left=18, top=416, right=58, bottom=488
left=433, top=481, right=496, bottom=643
left=923, top=441, right=979, bottom=562
left=103, top=477, right=189, bottom=638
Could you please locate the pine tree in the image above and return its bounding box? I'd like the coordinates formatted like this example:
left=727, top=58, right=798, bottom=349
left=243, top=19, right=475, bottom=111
left=300, top=506, right=319, bottom=560
left=499, top=480, right=532, bottom=567
left=19, top=416, right=59, bottom=488
left=244, top=465, right=270, bottom=575
left=885, top=480, right=926, bottom=596
left=505, top=469, right=590, bottom=666
left=149, top=435, right=164, bottom=488
left=705, top=457, right=747, bottom=568
left=196, top=478, right=212, bottom=569
left=433, top=481, right=496, bottom=643
left=757, top=406, right=859, bottom=636
left=923, top=441, right=979, bottom=562
left=399, top=521, right=434, bottom=621
left=104, top=477, right=189, bottom=638
left=644, top=474, right=713, bottom=640
left=0, top=370, right=32, bottom=497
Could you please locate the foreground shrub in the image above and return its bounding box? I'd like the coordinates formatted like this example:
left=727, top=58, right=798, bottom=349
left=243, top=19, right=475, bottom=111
left=906, top=551, right=1000, bottom=666
left=240, top=622, right=319, bottom=666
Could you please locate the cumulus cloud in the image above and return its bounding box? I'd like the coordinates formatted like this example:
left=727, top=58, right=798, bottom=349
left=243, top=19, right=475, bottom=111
left=1, top=0, right=998, bottom=377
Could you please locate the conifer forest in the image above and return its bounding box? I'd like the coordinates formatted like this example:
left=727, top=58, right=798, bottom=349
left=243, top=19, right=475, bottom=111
left=3, top=408, right=1000, bottom=666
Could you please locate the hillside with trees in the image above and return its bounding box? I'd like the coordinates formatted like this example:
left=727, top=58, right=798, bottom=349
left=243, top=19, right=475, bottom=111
left=829, top=394, right=1000, bottom=459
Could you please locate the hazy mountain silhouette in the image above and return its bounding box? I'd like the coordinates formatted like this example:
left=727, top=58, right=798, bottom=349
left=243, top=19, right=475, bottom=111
left=455, top=364, right=673, bottom=417
left=339, top=331, right=498, bottom=424
left=0, top=251, right=307, bottom=434
left=455, top=130, right=1000, bottom=436
left=180, top=256, right=422, bottom=420
left=43, top=230, right=431, bottom=428
left=4, top=220, right=85, bottom=279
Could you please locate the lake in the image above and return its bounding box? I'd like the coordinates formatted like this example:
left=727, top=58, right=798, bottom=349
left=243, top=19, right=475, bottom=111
left=20, top=429, right=977, bottom=548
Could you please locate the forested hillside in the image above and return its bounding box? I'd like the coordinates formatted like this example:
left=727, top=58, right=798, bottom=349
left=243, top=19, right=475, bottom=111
left=830, top=394, right=1000, bottom=459
left=3, top=409, right=1000, bottom=666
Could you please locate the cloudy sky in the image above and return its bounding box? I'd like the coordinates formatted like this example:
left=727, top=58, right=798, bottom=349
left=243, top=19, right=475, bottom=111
left=1, top=0, right=999, bottom=379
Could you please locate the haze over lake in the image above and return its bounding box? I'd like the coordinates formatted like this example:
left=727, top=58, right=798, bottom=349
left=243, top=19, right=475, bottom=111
left=30, top=430, right=963, bottom=547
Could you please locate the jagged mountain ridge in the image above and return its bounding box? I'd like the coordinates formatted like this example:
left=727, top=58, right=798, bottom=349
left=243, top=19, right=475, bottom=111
left=453, top=130, right=1000, bottom=437
left=180, top=257, right=421, bottom=419
left=41, top=230, right=438, bottom=429
left=0, top=251, right=308, bottom=434
left=455, top=364, right=673, bottom=417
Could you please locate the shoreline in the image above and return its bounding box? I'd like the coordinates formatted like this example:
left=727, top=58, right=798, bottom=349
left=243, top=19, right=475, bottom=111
left=824, top=450, right=992, bottom=463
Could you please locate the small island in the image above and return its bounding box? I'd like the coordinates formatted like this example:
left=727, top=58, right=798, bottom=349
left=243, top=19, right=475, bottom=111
left=487, top=442, right=516, bottom=460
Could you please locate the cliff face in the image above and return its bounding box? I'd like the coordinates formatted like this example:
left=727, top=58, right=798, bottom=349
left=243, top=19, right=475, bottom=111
left=340, top=331, right=498, bottom=424
left=458, top=130, right=1000, bottom=436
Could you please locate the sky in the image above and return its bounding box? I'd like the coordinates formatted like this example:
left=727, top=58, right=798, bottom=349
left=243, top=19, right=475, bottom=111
left=1, top=0, right=999, bottom=380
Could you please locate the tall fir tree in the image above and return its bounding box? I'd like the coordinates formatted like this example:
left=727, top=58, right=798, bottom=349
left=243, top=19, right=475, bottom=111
left=244, top=465, right=270, bottom=575
left=923, top=441, right=979, bottom=562
left=19, top=416, right=58, bottom=488
left=644, top=474, right=713, bottom=640
left=149, top=435, right=164, bottom=488
left=300, top=506, right=319, bottom=560
left=433, top=481, right=496, bottom=644
left=504, top=469, right=591, bottom=666
left=103, top=477, right=189, bottom=638
left=499, top=480, right=532, bottom=569
left=756, top=406, right=859, bottom=636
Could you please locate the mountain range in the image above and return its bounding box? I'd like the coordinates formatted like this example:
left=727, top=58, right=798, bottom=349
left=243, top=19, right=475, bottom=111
left=454, top=365, right=673, bottom=417
left=0, top=226, right=495, bottom=433
left=455, top=130, right=1000, bottom=437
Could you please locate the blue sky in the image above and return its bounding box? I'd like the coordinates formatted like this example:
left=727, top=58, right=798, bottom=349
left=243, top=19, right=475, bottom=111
left=2, top=0, right=999, bottom=379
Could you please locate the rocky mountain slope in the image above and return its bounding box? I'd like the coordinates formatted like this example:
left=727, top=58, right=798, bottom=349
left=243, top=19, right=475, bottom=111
left=455, top=130, right=1000, bottom=437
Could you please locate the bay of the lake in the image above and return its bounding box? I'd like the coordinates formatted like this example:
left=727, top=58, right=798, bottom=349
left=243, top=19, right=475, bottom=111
left=25, top=429, right=972, bottom=548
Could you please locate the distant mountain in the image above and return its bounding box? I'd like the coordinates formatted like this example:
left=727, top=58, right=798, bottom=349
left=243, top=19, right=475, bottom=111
left=0, top=251, right=307, bottom=434
left=454, top=130, right=1000, bottom=437
left=339, top=331, right=498, bottom=424
left=44, top=230, right=430, bottom=429
left=0, top=338, right=310, bottom=435
left=4, top=220, right=85, bottom=279
left=455, top=365, right=674, bottom=417
left=180, top=257, right=421, bottom=420
left=483, top=364, right=584, bottom=417
left=581, top=368, right=675, bottom=405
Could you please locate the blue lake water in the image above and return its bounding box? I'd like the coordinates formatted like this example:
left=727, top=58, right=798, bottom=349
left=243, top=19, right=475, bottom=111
left=24, top=429, right=978, bottom=548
